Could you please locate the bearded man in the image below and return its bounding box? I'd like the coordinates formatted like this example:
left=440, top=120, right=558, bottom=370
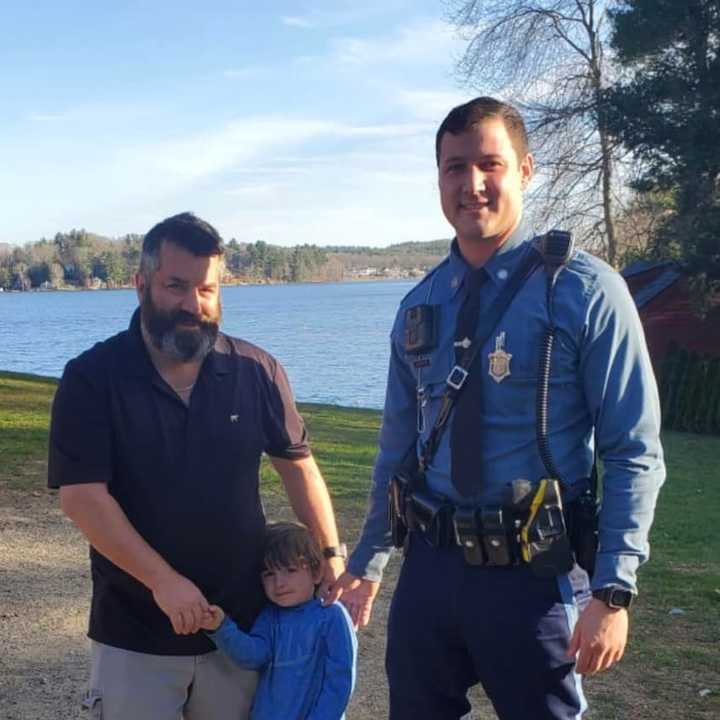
left=49, top=212, right=345, bottom=720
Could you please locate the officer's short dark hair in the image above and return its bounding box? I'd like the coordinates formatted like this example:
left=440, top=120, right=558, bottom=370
left=435, top=97, right=529, bottom=166
left=140, top=212, right=224, bottom=277
left=263, top=521, right=324, bottom=576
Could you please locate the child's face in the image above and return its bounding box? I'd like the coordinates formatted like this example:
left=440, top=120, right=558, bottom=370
left=261, top=563, right=320, bottom=608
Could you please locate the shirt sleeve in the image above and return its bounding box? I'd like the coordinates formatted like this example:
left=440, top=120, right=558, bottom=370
left=208, top=610, right=273, bottom=670
left=580, top=270, right=666, bottom=593
left=347, top=320, right=418, bottom=582
left=48, top=359, right=114, bottom=488
left=259, top=355, right=311, bottom=460
left=307, top=604, right=357, bottom=720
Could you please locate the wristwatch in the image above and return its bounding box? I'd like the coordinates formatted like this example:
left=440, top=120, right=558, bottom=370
left=592, top=586, right=634, bottom=609
left=322, top=544, right=348, bottom=560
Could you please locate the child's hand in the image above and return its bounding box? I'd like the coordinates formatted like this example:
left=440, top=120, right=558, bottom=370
left=200, top=605, right=225, bottom=631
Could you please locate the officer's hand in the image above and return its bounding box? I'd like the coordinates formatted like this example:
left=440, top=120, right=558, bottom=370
left=151, top=572, right=210, bottom=635
left=326, top=572, right=380, bottom=629
left=567, top=598, right=629, bottom=675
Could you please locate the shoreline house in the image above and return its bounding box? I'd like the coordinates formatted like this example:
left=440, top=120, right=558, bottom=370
left=621, top=260, right=720, bottom=380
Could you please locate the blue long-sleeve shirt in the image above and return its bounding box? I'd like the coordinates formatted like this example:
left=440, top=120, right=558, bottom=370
left=348, top=222, right=665, bottom=594
left=209, top=599, right=357, bottom=720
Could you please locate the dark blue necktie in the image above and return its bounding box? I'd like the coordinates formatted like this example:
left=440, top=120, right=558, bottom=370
left=450, top=268, right=488, bottom=497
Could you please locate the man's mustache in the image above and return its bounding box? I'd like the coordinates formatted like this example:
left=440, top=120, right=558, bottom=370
left=172, top=311, right=207, bottom=328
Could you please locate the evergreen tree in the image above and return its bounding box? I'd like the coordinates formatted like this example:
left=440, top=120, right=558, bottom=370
left=606, top=0, right=720, bottom=309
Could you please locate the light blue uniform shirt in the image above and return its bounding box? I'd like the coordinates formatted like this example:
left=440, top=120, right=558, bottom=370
left=348, top=222, right=665, bottom=593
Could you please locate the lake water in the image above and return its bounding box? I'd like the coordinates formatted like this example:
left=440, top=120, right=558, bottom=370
left=0, top=281, right=416, bottom=409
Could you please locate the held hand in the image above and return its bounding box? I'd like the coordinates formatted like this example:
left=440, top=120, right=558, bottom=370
left=200, top=604, right=225, bottom=632
left=318, top=556, right=346, bottom=600
left=567, top=598, right=629, bottom=675
left=326, top=571, right=380, bottom=629
left=151, top=572, right=210, bottom=635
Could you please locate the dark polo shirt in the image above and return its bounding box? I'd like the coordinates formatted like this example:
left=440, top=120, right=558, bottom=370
left=48, top=309, right=310, bottom=655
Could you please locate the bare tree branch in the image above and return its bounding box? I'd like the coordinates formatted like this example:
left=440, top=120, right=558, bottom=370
left=445, top=0, right=636, bottom=264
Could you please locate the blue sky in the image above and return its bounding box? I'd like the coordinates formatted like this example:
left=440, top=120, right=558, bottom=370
left=1, top=1, right=472, bottom=247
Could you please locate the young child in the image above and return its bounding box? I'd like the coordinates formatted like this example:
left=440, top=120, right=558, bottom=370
left=201, top=521, right=357, bottom=720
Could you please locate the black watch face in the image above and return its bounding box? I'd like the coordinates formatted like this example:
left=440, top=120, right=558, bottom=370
left=594, top=587, right=633, bottom=608
left=609, top=589, right=633, bottom=608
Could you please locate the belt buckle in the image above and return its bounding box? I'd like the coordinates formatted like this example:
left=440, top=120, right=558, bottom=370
left=446, top=365, right=469, bottom=391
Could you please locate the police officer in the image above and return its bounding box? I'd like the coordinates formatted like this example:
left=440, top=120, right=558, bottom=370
left=328, top=97, right=665, bottom=719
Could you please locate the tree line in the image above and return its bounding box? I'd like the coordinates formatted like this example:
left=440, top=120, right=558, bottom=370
left=0, top=231, right=448, bottom=292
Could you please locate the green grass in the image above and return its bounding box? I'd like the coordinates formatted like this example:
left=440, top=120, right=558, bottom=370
left=0, top=371, right=57, bottom=488
left=2, top=370, right=719, bottom=717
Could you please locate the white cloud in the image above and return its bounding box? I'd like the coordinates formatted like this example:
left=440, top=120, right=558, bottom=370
left=332, top=19, right=460, bottom=66
left=28, top=112, right=66, bottom=122
left=223, top=67, right=263, bottom=79
left=223, top=183, right=291, bottom=197
left=281, top=16, right=315, bottom=29
left=397, top=89, right=470, bottom=122
left=115, top=117, right=433, bottom=188
left=229, top=165, right=311, bottom=176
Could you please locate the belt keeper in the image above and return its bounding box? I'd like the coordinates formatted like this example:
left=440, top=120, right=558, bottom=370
left=453, top=507, right=485, bottom=565
left=480, top=507, right=512, bottom=566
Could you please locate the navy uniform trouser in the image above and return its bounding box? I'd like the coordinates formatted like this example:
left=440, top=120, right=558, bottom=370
left=386, top=533, right=590, bottom=720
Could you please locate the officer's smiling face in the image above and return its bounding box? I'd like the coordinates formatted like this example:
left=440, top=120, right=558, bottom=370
left=438, top=119, right=534, bottom=258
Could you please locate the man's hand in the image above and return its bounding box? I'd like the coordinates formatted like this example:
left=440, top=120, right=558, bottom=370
left=200, top=604, right=226, bottom=632
left=151, top=572, right=210, bottom=635
left=318, top=556, right=346, bottom=600
left=567, top=598, right=629, bottom=674
left=326, top=571, right=380, bottom=629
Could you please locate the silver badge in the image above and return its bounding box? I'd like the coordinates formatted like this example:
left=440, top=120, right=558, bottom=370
left=488, top=331, right=512, bottom=383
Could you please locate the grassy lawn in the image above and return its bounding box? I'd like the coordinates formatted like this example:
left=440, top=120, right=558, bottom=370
left=1, top=370, right=718, bottom=717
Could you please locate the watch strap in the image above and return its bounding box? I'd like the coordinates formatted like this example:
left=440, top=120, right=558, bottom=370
left=322, top=543, right=348, bottom=560
left=592, top=586, right=634, bottom=609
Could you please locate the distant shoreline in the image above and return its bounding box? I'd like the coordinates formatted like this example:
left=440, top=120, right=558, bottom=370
left=0, top=370, right=377, bottom=412
left=0, top=274, right=421, bottom=295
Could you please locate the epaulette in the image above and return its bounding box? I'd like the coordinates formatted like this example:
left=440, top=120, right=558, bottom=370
left=398, top=254, right=450, bottom=307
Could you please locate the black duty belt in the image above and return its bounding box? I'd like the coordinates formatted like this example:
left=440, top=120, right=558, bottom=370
left=406, top=492, right=523, bottom=567
left=406, top=488, right=586, bottom=569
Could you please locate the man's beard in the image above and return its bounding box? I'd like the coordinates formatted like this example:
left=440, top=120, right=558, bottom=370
left=141, top=288, right=221, bottom=362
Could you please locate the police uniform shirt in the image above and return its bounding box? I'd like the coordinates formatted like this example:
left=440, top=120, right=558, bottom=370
left=48, top=309, right=310, bottom=655
left=348, top=221, right=665, bottom=594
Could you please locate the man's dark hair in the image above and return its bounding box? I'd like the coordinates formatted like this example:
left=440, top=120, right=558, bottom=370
left=262, top=521, right=324, bottom=576
left=140, top=212, right=224, bottom=277
left=435, top=96, right=529, bottom=166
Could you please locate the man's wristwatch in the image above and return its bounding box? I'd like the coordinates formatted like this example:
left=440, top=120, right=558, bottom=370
left=322, top=544, right=348, bottom=560
left=592, top=586, right=635, bottom=609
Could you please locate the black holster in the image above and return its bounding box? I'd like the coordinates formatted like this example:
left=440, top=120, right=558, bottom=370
left=388, top=473, right=411, bottom=549
left=565, top=490, right=599, bottom=579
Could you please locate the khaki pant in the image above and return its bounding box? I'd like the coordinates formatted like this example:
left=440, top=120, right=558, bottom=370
left=82, top=640, right=258, bottom=720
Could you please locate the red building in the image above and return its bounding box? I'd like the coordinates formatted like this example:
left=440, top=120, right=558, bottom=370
left=621, top=260, right=720, bottom=379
